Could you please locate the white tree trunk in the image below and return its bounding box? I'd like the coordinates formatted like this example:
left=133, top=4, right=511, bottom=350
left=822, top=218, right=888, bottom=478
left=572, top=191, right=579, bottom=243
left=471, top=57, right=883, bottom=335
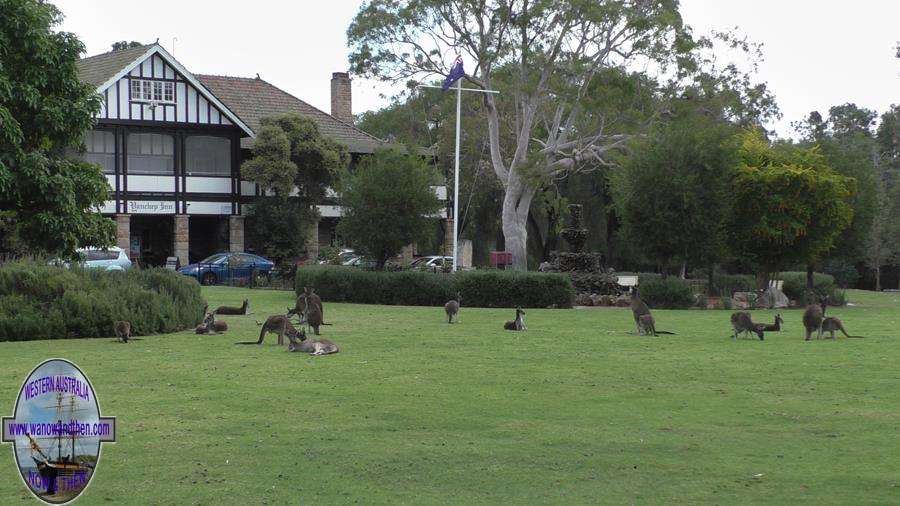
left=501, top=171, right=535, bottom=270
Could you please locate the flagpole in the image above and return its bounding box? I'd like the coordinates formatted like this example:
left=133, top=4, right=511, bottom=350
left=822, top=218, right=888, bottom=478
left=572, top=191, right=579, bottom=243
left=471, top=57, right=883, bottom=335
left=452, top=78, right=461, bottom=273
left=416, top=75, right=498, bottom=273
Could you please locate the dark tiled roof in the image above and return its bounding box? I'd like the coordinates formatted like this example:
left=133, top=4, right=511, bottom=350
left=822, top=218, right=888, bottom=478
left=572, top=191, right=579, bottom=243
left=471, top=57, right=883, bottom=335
left=197, top=74, right=387, bottom=153
left=76, top=44, right=154, bottom=87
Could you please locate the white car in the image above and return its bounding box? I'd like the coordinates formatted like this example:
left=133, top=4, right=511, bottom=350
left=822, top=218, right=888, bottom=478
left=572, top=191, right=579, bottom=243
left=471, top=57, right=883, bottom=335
left=410, top=256, right=453, bottom=271
left=76, top=246, right=132, bottom=271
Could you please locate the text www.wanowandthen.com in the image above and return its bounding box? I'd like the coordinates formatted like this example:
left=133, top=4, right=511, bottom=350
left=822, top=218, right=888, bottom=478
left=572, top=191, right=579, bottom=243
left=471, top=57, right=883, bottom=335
left=10, top=420, right=111, bottom=438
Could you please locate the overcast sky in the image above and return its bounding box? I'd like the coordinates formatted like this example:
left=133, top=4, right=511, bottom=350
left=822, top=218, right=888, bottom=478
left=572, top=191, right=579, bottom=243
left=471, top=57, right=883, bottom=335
left=55, top=0, right=898, bottom=138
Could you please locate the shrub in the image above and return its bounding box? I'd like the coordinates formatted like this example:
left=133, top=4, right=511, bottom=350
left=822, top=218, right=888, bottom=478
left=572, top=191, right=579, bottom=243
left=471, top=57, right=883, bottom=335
left=0, top=261, right=205, bottom=341
left=636, top=277, right=695, bottom=309
left=713, top=274, right=757, bottom=297
left=777, top=271, right=836, bottom=302
left=295, top=266, right=574, bottom=308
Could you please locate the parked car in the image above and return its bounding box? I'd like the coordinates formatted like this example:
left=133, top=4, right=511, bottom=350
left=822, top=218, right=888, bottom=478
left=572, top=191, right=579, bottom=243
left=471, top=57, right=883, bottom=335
left=179, top=252, right=275, bottom=285
left=52, top=247, right=133, bottom=271
left=410, top=256, right=453, bottom=271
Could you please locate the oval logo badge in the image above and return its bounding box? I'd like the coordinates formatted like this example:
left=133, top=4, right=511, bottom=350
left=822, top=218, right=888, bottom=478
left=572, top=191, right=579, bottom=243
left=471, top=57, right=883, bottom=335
left=2, top=359, right=117, bottom=504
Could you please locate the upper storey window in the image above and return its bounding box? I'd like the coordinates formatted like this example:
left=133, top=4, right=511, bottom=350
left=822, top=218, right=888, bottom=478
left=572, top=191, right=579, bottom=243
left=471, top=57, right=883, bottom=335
left=130, top=79, right=174, bottom=104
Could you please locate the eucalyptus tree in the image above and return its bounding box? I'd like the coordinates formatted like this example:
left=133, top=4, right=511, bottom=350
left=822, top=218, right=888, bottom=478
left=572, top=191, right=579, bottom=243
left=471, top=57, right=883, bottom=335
left=348, top=0, right=699, bottom=269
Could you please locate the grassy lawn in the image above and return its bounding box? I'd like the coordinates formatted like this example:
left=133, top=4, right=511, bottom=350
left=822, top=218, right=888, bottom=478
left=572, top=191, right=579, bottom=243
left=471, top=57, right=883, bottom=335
left=1, top=287, right=898, bottom=504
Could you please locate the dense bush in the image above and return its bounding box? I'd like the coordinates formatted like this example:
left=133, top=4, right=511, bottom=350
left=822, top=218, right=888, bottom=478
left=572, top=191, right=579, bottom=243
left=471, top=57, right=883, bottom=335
left=295, top=266, right=574, bottom=308
left=777, top=271, right=837, bottom=303
left=636, top=277, right=695, bottom=309
left=713, top=274, right=757, bottom=297
left=0, top=261, right=205, bottom=341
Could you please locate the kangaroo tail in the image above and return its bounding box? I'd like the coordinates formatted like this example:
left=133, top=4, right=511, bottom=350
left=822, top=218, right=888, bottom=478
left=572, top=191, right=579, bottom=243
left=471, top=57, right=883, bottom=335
left=840, top=327, right=864, bottom=338
left=234, top=341, right=260, bottom=345
left=655, top=330, right=676, bottom=335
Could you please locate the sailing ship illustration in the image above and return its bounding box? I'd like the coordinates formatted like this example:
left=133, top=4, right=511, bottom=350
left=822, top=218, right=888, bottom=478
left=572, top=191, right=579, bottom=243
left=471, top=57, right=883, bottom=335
left=23, top=391, right=96, bottom=499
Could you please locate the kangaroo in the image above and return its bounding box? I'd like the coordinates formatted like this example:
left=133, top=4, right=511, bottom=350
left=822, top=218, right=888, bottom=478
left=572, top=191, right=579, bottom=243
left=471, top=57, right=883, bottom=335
left=503, top=307, right=526, bottom=331
left=113, top=321, right=131, bottom=343
left=235, top=314, right=300, bottom=345
left=803, top=302, right=824, bottom=340
left=445, top=292, right=461, bottom=324
left=195, top=312, right=227, bottom=334
left=214, top=299, right=249, bottom=315
left=730, top=312, right=765, bottom=340
left=630, top=288, right=651, bottom=335
left=286, top=328, right=340, bottom=355
left=287, top=287, right=326, bottom=335
left=756, top=314, right=783, bottom=333
left=637, top=313, right=657, bottom=337
left=820, top=316, right=864, bottom=339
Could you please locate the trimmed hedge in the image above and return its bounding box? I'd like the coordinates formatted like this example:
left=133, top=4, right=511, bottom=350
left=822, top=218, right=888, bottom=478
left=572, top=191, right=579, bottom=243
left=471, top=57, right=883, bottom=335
left=636, top=277, right=695, bottom=309
left=294, top=266, right=574, bottom=308
left=0, top=261, right=205, bottom=341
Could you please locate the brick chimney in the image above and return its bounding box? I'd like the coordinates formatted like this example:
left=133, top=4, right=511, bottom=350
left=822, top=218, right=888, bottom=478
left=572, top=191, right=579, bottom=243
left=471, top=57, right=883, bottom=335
left=330, top=72, right=352, bottom=124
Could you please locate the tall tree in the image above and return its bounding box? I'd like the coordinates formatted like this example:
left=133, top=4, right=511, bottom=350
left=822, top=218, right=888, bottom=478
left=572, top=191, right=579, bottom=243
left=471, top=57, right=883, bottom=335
left=612, top=101, right=739, bottom=281
left=240, top=114, right=350, bottom=262
left=0, top=0, right=114, bottom=258
left=729, top=130, right=856, bottom=288
left=241, top=114, right=350, bottom=202
left=348, top=0, right=699, bottom=269
left=337, top=149, right=442, bottom=269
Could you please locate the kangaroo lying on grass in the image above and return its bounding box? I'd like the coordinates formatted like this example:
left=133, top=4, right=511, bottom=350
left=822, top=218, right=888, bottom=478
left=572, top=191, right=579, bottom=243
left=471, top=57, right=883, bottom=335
left=820, top=316, right=864, bottom=339
left=503, top=307, right=526, bottom=331
left=730, top=312, right=765, bottom=340
left=195, top=312, right=228, bottom=334
left=113, top=321, right=131, bottom=343
left=214, top=299, right=249, bottom=315
left=756, top=313, right=783, bottom=333
left=445, top=292, right=461, bottom=323
left=237, top=314, right=300, bottom=345
left=286, top=328, right=340, bottom=355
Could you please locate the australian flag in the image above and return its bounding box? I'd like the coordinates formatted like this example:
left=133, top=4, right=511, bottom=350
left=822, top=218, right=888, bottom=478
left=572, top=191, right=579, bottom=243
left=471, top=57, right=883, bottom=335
left=442, top=57, right=465, bottom=91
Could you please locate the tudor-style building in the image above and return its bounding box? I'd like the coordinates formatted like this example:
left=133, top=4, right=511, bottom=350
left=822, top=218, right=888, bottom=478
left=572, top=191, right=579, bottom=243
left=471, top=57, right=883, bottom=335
left=76, top=43, right=447, bottom=267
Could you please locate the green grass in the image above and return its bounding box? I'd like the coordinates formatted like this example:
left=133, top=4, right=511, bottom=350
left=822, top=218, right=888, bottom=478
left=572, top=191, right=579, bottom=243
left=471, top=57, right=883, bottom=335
left=1, top=287, right=899, bottom=504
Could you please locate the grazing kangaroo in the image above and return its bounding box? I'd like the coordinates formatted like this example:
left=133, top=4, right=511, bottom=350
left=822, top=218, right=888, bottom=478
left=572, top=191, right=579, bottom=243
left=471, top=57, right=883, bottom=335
left=445, top=292, right=461, bottom=324
left=287, top=287, right=326, bottom=335
left=820, top=316, right=864, bottom=339
left=235, top=314, right=300, bottom=345
left=730, top=312, right=765, bottom=340
left=803, top=302, right=825, bottom=340
left=503, top=307, right=527, bottom=331
left=214, top=299, right=249, bottom=315
left=286, top=328, right=340, bottom=355
left=113, top=321, right=131, bottom=343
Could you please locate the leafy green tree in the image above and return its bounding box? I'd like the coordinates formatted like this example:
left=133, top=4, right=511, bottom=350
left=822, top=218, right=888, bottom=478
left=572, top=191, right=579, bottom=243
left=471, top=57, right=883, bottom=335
left=0, top=0, right=114, bottom=258
left=337, top=149, right=442, bottom=269
left=612, top=106, right=739, bottom=283
left=729, top=130, right=856, bottom=288
left=242, top=113, right=350, bottom=203
left=111, top=41, right=144, bottom=51
left=240, top=114, right=350, bottom=262
left=244, top=197, right=313, bottom=265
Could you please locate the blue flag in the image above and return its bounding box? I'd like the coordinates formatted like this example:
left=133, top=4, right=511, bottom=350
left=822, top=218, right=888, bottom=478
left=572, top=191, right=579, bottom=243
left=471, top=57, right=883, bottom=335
left=442, top=57, right=465, bottom=91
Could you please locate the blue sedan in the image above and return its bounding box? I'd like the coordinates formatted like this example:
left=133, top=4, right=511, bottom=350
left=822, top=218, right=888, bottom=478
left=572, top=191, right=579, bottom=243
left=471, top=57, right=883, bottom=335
left=179, top=252, right=274, bottom=285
